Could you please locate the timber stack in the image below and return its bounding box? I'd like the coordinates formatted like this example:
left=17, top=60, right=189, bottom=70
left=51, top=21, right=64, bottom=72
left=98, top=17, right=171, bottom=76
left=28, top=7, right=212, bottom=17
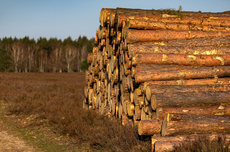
left=83, top=7, right=230, bottom=151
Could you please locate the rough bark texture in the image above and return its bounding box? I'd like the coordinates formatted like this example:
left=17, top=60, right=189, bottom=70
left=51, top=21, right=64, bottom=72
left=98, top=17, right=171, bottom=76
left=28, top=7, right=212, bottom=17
left=142, top=78, right=230, bottom=89
left=138, top=119, right=163, bottom=135
left=135, top=65, right=230, bottom=83
left=146, top=84, right=230, bottom=101
left=127, top=19, right=230, bottom=31
left=125, top=37, right=230, bottom=52
left=162, top=113, right=230, bottom=136
left=151, top=91, right=230, bottom=110
left=132, top=53, right=230, bottom=66
left=156, top=105, right=230, bottom=119
left=126, top=29, right=230, bottom=43
left=128, top=44, right=230, bottom=57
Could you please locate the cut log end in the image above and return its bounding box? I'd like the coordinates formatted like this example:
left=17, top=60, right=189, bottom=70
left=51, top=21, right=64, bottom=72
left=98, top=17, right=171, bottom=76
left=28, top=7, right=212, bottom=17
left=138, top=121, right=143, bottom=135
left=161, top=113, right=170, bottom=136
left=151, top=94, right=157, bottom=110
left=146, top=85, right=151, bottom=101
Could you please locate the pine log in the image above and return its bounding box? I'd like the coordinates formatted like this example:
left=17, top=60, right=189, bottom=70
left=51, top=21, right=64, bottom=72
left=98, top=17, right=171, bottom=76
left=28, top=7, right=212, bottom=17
left=115, top=7, right=230, bottom=17
left=117, top=14, right=178, bottom=28
left=125, top=29, right=230, bottom=43
left=152, top=134, right=230, bottom=152
left=87, top=53, right=93, bottom=64
left=132, top=115, right=139, bottom=127
left=96, top=93, right=100, bottom=109
left=88, top=89, right=93, bottom=105
left=127, top=102, right=135, bottom=117
left=99, top=8, right=116, bottom=25
left=108, top=83, right=111, bottom=103
left=139, top=95, right=144, bottom=108
left=118, top=102, right=123, bottom=119
left=146, top=84, right=230, bottom=101
left=121, top=113, right=130, bottom=126
left=161, top=113, right=230, bottom=136
left=84, top=85, right=88, bottom=98
left=94, top=30, right=99, bottom=45
left=156, top=105, right=230, bottom=119
left=122, top=93, right=129, bottom=103
left=151, top=91, right=230, bottom=110
left=122, top=101, right=127, bottom=115
left=92, top=92, right=97, bottom=110
left=134, top=105, right=141, bottom=120
left=141, top=108, right=148, bottom=120
left=135, top=64, right=187, bottom=74
left=124, top=37, right=230, bottom=51
left=109, top=11, right=116, bottom=27
left=132, top=53, right=230, bottom=66
left=116, top=12, right=230, bottom=28
left=127, top=19, right=230, bottom=31
left=138, top=119, right=163, bottom=135
left=128, top=44, right=230, bottom=57
left=130, top=91, right=134, bottom=104
left=135, top=65, right=230, bottom=83
left=142, top=78, right=230, bottom=90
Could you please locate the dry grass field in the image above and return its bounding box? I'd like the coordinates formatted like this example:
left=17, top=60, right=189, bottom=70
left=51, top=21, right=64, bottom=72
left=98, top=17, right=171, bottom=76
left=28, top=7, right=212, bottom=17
left=0, top=73, right=229, bottom=152
left=0, top=72, right=150, bottom=152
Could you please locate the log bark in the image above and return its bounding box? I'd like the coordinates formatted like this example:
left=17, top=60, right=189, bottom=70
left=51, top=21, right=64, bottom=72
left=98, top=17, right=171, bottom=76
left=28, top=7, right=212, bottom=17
left=116, top=12, right=230, bottom=28
left=138, top=119, right=163, bottom=135
left=132, top=115, right=139, bottom=127
left=127, top=19, right=230, bottom=31
left=143, top=78, right=230, bottom=89
left=132, top=53, right=230, bottom=66
left=99, top=8, right=116, bottom=25
left=118, top=102, right=123, bottom=119
left=135, top=65, right=230, bottom=83
left=122, top=76, right=129, bottom=93
left=125, top=37, right=230, bottom=51
left=125, top=29, right=230, bottom=43
left=139, top=95, right=144, bottom=108
left=134, top=105, right=141, bottom=120
left=88, top=89, right=93, bottom=105
left=151, top=91, right=230, bottom=110
left=127, top=102, right=135, bottom=117
left=152, top=134, right=230, bottom=152
left=115, top=7, right=230, bottom=17
left=117, top=14, right=178, bottom=28
left=141, top=108, right=148, bottom=120
left=87, top=53, right=93, bottom=64
left=161, top=113, right=230, bottom=136
left=128, top=44, right=230, bottom=57
left=146, top=84, right=230, bottom=101
left=156, top=105, right=230, bottom=119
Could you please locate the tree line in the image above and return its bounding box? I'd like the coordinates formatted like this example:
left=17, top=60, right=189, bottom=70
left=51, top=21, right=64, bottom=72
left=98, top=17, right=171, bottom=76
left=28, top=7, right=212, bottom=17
left=0, top=36, right=94, bottom=72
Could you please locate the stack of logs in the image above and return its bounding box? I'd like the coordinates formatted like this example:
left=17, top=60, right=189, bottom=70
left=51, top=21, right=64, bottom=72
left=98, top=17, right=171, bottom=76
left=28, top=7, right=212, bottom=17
left=83, top=7, right=230, bottom=151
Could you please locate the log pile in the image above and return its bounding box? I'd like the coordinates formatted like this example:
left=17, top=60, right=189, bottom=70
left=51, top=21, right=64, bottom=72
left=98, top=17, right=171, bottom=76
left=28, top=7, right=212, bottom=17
left=83, top=7, right=230, bottom=151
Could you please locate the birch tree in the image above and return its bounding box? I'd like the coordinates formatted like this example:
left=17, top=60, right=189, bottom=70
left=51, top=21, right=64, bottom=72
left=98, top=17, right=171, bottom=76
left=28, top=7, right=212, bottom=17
left=10, top=42, right=26, bottom=72
left=50, top=43, right=63, bottom=73
left=64, top=44, right=77, bottom=73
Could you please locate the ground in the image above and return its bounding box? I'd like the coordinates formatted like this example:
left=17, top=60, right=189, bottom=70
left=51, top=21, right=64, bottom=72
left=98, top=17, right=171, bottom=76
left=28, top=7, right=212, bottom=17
left=0, top=100, right=37, bottom=152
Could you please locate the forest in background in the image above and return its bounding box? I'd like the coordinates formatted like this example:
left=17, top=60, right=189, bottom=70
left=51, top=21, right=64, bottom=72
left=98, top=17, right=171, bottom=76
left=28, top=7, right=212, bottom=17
left=0, top=36, right=94, bottom=73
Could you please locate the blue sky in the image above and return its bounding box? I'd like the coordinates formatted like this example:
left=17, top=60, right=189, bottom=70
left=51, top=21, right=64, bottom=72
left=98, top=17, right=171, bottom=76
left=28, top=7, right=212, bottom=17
left=1, top=0, right=230, bottom=41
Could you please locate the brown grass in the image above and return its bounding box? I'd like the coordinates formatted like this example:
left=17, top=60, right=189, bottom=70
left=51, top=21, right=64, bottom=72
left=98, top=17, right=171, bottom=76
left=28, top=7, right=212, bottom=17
left=0, top=73, right=150, bottom=151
